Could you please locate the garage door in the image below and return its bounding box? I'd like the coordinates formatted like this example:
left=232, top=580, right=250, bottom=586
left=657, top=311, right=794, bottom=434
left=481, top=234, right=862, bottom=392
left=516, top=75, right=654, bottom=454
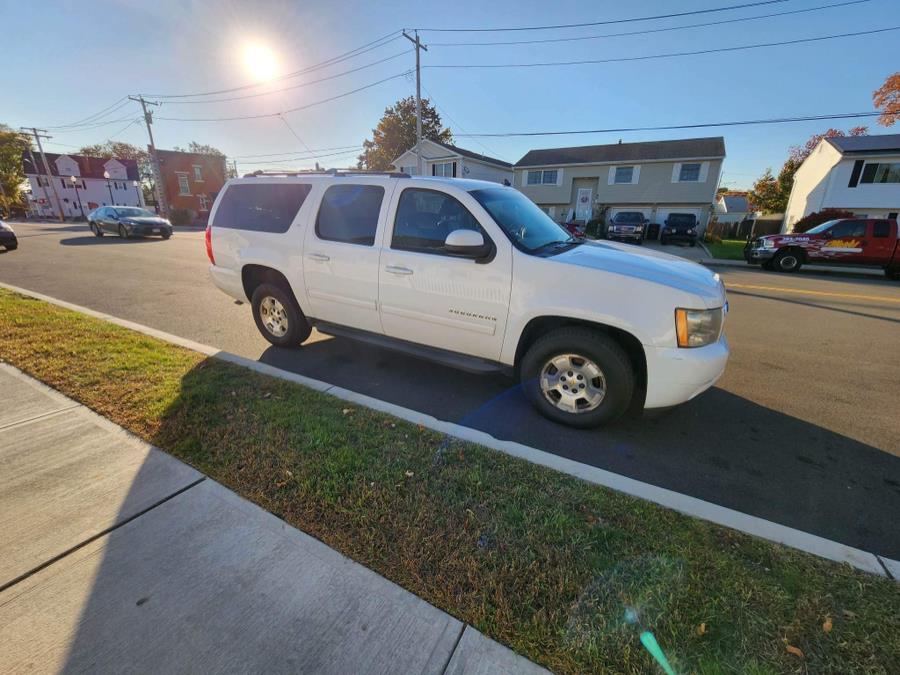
left=655, top=207, right=701, bottom=226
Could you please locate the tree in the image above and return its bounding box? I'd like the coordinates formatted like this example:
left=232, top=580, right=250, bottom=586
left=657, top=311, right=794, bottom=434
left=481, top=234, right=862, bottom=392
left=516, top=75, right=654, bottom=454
left=791, top=208, right=854, bottom=233
left=173, top=141, right=225, bottom=157
left=0, top=124, right=33, bottom=217
left=873, top=72, right=900, bottom=127
left=748, top=168, right=783, bottom=214
left=357, top=96, right=451, bottom=170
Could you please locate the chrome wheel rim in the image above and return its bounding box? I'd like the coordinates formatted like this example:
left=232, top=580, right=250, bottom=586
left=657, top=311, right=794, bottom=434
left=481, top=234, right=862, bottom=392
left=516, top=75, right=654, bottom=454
left=780, top=255, right=797, bottom=270
left=539, top=353, right=606, bottom=414
left=259, top=296, right=289, bottom=337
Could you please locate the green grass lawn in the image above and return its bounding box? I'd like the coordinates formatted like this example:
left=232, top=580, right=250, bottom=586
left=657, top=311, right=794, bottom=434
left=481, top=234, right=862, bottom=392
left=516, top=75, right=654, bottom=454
left=705, top=239, right=748, bottom=261
left=1, top=288, right=898, bottom=674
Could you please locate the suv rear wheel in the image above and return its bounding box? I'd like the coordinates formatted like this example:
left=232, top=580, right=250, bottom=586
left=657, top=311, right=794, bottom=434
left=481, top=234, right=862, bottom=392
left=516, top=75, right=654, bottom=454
left=251, top=283, right=311, bottom=347
left=520, top=327, right=635, bottom=428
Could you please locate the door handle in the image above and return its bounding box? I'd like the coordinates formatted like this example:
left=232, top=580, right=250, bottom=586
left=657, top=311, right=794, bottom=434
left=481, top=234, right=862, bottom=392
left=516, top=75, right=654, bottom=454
left=308, top=253, right=330, bottom=262
left=384, top=265, right=413, bottom=275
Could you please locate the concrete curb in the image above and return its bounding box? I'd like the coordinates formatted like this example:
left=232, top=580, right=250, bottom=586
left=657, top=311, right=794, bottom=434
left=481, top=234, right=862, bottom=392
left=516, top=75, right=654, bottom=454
left=700, top=257, right=884, bottom=277
left=0, top=281, right=894, bottom=579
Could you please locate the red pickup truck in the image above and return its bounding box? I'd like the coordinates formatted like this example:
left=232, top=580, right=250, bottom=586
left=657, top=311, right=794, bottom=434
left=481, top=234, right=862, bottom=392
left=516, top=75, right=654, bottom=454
left=745, top=217, right=900, bottom=279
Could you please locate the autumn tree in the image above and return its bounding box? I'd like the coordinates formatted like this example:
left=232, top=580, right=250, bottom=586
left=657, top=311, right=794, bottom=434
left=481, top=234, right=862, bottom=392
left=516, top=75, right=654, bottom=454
left=357, top=96, right=451, bottom=170
left=873, top=72, right=900, bottom=127
left=0, top=124, right=32, bottom=217
left=748, top=169, right=783, bottom=214
left=173, top=141, right=226, bottom=157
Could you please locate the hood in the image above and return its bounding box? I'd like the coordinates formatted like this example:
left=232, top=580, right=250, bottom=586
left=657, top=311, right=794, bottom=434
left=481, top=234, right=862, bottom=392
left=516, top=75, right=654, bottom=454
left=122, top=216, right=170, bottom=226
left=555, top=241, right=726, bottom=307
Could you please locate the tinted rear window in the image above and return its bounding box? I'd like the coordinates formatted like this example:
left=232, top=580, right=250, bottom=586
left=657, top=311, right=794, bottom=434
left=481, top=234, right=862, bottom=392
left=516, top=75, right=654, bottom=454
left=667, top=214, right=696, bottom=225
left=212, top=183, right=311, bottom=233
left=316, top=184, right=385, bottom=246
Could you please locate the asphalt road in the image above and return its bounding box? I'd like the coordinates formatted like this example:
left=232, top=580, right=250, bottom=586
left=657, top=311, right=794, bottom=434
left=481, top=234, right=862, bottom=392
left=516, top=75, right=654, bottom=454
left=3, top=221, right=899, bottom=558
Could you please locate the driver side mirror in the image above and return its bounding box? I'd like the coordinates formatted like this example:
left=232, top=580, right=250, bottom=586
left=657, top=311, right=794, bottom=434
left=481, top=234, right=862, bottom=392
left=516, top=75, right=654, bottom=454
left=444, top=229, right=493, bottom=263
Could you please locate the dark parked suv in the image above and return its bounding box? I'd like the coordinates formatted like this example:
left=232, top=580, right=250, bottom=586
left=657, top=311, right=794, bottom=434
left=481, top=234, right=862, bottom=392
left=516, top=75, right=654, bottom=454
left=0, top=220, right=17, bottom=251
left=660, top=213, right=699, bottom=246
left=606, top=211, right=647, bottom=243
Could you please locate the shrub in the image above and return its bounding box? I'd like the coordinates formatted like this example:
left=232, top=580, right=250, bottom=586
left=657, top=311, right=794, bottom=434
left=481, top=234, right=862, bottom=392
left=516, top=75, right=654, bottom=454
left=704, top=232, right=723, bottom=245
left=791, top=208, right=854, bottom=233
left=169, top=208, right=195, bottom=226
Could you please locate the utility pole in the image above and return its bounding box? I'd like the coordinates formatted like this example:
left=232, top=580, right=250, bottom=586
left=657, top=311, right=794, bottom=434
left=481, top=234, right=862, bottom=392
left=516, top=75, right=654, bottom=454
left=402, top=30, right=427, bottom=176
left=129, top=95, right=168, bottom=217
left=22, top=128, right=64, bottom=222
left=26, top=147, right=52, bottom=218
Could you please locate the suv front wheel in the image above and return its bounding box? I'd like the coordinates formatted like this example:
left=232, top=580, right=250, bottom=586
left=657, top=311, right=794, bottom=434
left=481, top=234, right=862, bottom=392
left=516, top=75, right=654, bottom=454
left=520, top=327, right=635, bottom=428
left=251, top=283, right=311, bottom=347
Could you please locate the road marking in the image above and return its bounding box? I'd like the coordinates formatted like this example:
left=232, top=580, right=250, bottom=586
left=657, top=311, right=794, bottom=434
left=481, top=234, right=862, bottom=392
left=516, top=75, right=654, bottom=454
left=726, top=282, right=900, bottom=304
left=0, top=281, right=890, bottom=578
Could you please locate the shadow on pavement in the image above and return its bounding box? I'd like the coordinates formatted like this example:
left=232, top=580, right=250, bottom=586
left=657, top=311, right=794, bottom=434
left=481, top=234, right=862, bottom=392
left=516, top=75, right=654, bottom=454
left=728, top=289, right=900, bottom=324
left=259, top=336, right=900, bottom=558
left=59, top=236, right=169, bottom=246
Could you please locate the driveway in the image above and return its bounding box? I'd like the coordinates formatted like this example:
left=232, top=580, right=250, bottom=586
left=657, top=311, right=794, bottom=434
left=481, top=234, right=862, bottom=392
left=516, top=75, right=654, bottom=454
left=2, top=221, right=899, bottom=558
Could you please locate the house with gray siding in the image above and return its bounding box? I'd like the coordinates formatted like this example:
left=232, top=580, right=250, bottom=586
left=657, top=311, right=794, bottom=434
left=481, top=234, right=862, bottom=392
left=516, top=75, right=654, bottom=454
left=513, top=137, right=726, bottom=228
left=392, top=139, right=513, bottom=184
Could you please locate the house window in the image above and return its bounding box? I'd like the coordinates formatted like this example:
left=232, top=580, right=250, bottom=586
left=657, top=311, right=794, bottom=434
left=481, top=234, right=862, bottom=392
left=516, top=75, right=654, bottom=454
left=860, top=162, right=900, bottom=184
left=176, top=173, right=191, bottom=196
left=193, top=165, right=203, bottom=181
left=614, top=166, right=634, bottom=184
left=401, top=166, right=419, bottom=176
left=526, top=169, right=558, bottom=185
left=433, top=162, right=454, bottom=177
left=679, top=163, right=702, bottom=182
left=198, top=194, right=210, bottom=211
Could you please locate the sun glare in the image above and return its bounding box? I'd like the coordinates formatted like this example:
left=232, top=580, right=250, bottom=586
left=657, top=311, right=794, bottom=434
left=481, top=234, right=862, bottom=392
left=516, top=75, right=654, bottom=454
left=242, top=43, right=279, bottom=82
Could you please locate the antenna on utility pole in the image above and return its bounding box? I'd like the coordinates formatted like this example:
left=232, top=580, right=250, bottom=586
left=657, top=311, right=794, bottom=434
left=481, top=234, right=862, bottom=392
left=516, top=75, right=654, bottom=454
left=402, top=30, right=427, bottom=177
left=21, top=128, right=64, bottom=222
left=129, top=95, right=169, bottom=217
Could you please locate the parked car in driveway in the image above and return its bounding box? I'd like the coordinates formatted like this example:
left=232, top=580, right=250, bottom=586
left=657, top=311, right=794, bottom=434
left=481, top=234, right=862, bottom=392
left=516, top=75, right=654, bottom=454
left=88, top=206, right=172, bottom=239
left=606, top=211, right=648, bottom=244
left=0, top=221, right=17, bottom=251
left=660, top=213, right=699, bottom=246
left=745, top=217, right=900, bottom=278
left=206, top=172, right=728, bottom=428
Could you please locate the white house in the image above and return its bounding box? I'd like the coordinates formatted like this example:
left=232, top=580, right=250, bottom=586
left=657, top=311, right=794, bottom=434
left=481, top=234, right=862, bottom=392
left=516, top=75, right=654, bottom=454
left=783, top=134, right=900, bottom=232
left=22, top=151, right=144, bottom=219
left=391, top=140, right=513, bottom=184
left=714, top=192, right=752, bottom=224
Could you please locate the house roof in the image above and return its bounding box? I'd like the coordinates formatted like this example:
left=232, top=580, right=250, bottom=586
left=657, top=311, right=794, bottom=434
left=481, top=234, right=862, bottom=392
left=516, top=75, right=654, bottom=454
left=514, top=136, right=726, bottom=167
left=21, top=151, right=140, bottom=180
left=430, top=141, right=512, bottom=168
left=826, top=133, right=900, bottom=154
left=720, top=194, right=749, bottom=212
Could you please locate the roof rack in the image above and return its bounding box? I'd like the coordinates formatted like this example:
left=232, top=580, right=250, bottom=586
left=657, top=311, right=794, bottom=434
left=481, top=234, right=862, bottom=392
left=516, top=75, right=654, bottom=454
left=242, top=169, right=410, bottom=178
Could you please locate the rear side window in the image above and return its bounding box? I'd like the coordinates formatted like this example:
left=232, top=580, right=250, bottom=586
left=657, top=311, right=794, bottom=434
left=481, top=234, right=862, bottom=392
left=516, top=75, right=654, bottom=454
left=316, top=184, right=384, bottom=246
left=873, top=221, right=890, bottom=237
left=212, top=183, right=311, bottom=233
left=392, top=188, right=485, bottom=253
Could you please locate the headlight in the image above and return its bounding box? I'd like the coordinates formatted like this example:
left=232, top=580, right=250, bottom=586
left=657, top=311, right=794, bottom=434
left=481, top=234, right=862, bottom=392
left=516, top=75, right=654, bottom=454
left=687, top=228, right=695, bottom=234
left=675, top=308, right=724, bottom=348
left=762, top=239, right=775, bottom=248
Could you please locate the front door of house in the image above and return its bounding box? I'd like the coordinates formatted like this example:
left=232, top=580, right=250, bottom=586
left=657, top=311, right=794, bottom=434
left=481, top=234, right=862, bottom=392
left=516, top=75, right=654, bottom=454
left=575, top=187, right=593, bottom=222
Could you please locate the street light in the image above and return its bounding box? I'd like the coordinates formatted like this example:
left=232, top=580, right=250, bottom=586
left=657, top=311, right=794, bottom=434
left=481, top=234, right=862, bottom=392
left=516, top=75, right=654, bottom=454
left=70, top=175, right=85, bottom=220
left=132, top=180, right=142, bottom=206
left=103, top=170, right=114, bottom=205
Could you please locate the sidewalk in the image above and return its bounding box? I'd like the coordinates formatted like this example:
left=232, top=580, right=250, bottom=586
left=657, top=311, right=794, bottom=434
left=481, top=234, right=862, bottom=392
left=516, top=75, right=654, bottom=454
left=0, top=364, right=547, bottom=674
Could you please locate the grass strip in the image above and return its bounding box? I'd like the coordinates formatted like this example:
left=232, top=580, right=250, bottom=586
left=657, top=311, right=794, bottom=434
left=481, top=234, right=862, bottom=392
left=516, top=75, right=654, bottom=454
left=705, top=239, right=748, bottom=261
left=1, top=287, right=898, bottom=674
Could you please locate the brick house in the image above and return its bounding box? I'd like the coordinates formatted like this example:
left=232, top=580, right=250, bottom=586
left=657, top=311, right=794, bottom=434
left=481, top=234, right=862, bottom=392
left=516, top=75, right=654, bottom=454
left=155, top=149, right=227, bottom=222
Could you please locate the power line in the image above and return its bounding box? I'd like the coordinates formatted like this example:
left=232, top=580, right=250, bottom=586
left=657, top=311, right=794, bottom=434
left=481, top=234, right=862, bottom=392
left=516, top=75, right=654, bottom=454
left=453, top=111, right=883, bottom=138
left=47, top=115, right=139, bottom=134
left=429, top=0, right=870, bottom=46
left=413, top=0, right=790, bottom=32
left=159, top=50, right=412, bottom=105
left=233, top=148, right=364, bottom=165
left=427, top=26, right=900, bottom=69
left=146, top=30, right=403, bottom=99
left=420, top=83, right=508, bottom=162
left=230, top=145, right=362, bottom=159
left=156, top=71, right=410, bottom=122
left=45, top=97, right=131, bottom=129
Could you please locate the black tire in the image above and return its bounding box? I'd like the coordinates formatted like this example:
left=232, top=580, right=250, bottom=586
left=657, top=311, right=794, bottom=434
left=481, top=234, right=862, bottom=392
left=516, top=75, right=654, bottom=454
left=761, top=260, right=775, bottom=271
left=90, top=222, right=103, bottom=237
left=689, top=240, right=697, bottom=247
left=659, top=237, right=667, bottom=245
left=886, top=266, right=900, bottom=281
left=772, top=249, right=802, bottom=273
left=118, top=224, right=128, bottom=239
left=520, top=327, right=635, bottom=428
left=161, top=231, right=171, bottom=240
left=251, top=282, right=311, bottom=348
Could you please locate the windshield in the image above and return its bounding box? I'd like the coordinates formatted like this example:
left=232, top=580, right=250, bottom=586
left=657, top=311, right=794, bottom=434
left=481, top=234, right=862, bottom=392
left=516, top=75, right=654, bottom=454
left=470, top=187, right=573, bottom=252
left=115, top=207, right=155, bottom=218
left=614, top=212, right=644, bottom=223
left=667, top=214, right=696, bottom=226
left=803, top=219, right=842, bottom=235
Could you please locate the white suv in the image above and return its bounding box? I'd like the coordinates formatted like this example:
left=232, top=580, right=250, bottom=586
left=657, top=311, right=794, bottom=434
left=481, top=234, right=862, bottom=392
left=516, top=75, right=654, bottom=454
left=206, top=171, right=728, bottom=428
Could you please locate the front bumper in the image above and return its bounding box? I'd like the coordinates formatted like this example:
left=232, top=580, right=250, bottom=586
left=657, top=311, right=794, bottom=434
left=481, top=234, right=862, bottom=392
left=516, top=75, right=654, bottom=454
left=608, top=230, right=644, bottom=241
left=126, top=224, right=172, bottom=236
left=745, top=247, right=775, bottom=263
left=0, top=232, right=17, bottom=248
left=661, top=231, right=697, bottom=242
left=643, top=333, right=729, bottom=408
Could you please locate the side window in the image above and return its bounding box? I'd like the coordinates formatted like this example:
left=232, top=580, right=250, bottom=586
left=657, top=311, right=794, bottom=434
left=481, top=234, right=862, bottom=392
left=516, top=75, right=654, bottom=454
left=829, top=220, right=866, bottom=238
left=392, top=188, right=486, bottom=254
left=211, top=183, right=311, bottom=233
left=873, top=220, right=890, bottom=238
left=316, top=184, right=384, bottom=246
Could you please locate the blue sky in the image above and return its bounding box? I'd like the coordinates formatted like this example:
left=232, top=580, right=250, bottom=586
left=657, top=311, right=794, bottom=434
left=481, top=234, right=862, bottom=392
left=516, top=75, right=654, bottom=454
left=4, top=0, right=898, bottom=188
